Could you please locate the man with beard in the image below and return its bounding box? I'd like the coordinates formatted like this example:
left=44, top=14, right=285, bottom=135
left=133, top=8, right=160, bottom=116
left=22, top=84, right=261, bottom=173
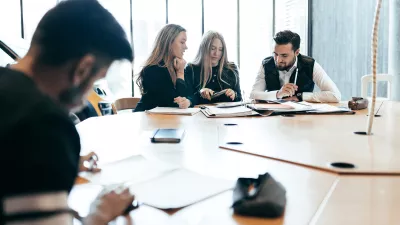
left=0, top=0, right=134, bottom=224
left=250, top=30, right=341, bottom=103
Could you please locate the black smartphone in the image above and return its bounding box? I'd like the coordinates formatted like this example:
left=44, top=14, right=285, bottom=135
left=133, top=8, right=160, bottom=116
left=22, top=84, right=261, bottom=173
left=151, top=128, right=185, bottom=143
left=211, top=90, right=226, bottom=99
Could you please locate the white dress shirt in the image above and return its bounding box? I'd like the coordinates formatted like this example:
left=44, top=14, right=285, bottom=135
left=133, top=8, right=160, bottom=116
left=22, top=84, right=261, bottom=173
left=250, top=57, right=341, bottom=103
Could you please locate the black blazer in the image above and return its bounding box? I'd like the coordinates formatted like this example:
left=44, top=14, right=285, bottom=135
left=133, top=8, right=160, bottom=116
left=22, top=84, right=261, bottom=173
left=185, top=63, right=242, bottom=105
left=134, top=63, right=190, bottom=112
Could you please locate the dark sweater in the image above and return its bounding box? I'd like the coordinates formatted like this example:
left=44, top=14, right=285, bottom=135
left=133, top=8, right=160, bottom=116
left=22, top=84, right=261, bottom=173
left=0, top=67, right=80, bottom=216
left=184, top=63, right=242, bottom=105
left=134, top=63, right=191, bottom=112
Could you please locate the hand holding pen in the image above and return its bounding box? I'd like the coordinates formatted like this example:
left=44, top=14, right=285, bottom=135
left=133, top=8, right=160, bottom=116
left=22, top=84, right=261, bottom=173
left=276, top=68, right=299, bottom=99
left=79, top=152, right=101, bottom=172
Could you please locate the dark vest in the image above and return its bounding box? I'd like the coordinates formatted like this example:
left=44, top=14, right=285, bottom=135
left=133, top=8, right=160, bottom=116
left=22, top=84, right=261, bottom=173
left=262, top=54, right=315, bottom=93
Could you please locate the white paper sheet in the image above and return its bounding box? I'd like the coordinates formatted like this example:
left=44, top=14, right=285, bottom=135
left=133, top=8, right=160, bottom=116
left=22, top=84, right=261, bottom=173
left=206, top=106, right=253, bottom=116
left=79, top=155, right=179, bottom=186
left=130, top=169, right=235, bottom=209
left=146, top=107, right=201, bottom=115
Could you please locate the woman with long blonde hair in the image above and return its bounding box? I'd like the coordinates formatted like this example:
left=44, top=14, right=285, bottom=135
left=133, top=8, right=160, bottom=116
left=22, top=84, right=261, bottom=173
left=134, top=24, right=191, bottom=112
left=185, top=31, right=241, bottom=104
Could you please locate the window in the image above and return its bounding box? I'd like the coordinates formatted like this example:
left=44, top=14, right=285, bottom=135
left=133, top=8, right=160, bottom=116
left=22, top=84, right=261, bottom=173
left=98, top=0, right=133, bottom=98
left=0, top=48, right=14, bottom=67
left=0, top=37, right=29, bottom=67
left=22, top=0, right=57, bottom=40
left=204, top=0, right=238, bottom=64
left=275, top=0, right=309, bottom=54
left=168, top=0, right=202, bottom=63
left=132, top=0, right=166, bottom=96
left=0, top=0, right=21, bottom=39
left=239, top=0, right=274, bottom=95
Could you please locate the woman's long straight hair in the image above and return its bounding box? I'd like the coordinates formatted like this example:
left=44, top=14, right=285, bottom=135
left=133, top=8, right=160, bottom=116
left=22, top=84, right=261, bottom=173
left=136, top=24, right=186, bottom=94
left=191, top=31, right=238, bottom=89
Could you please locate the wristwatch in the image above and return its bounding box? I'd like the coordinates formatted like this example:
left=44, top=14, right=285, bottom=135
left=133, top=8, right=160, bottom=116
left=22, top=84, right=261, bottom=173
left=296, top=92, right=303, bottom=101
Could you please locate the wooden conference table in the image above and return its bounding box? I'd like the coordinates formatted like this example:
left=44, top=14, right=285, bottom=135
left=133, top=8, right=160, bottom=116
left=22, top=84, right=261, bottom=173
left=69, top=101, right=400, bottom=225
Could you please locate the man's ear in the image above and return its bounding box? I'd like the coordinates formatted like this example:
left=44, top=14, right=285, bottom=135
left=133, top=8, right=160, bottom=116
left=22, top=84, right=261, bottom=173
left=71, top=54, right=96, bottom=86
left=295, top=49, right=300, bottom=56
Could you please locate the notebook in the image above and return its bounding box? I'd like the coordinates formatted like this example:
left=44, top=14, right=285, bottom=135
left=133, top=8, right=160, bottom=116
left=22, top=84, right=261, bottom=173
left=215, top=102, right=245, bottom=108
left=201, top=106, right=258, bottom=118
left=248, top=103, right=294, bottom=111
left=249, top=102, right=353, bottom=115
left=146, top=107, right=200, bottom=115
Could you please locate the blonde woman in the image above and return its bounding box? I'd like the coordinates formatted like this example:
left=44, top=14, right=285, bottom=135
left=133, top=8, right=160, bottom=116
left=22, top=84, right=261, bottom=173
left=134, top=24, right=191, bottom=112
left=185, top=31, right=242, bottom=105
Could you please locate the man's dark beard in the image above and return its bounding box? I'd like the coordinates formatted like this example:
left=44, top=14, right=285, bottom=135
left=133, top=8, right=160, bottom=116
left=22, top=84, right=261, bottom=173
left=276, top=57, right=296, bottom=71
left=59, top=76, right=92, bottom=111
left=59, top=63, right=101, bottom=111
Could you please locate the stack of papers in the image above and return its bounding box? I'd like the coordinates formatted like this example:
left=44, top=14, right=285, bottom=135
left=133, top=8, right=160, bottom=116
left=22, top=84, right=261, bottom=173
left=248, top=102, right=352, bottom=114
left=146, top=107, right=200, bottom=116
left=201, top=106, right=256, bottom=118
left=249, top=102, right=311, bottom=112
left=304, top=103, right=352, bottom=113
left=214, top=100, right=253, bottom=108
left=249, top=103, right=295, bottom=111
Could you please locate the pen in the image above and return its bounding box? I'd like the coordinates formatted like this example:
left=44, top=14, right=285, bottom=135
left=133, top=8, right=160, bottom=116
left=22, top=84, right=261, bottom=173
left=294, top=68, right=298, bottom=85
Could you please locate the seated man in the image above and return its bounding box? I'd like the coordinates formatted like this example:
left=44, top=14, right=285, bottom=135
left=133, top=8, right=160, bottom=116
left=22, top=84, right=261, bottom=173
left=0, top=0, right=134, bottom=224
left=250, top=30, right=341, bottom=103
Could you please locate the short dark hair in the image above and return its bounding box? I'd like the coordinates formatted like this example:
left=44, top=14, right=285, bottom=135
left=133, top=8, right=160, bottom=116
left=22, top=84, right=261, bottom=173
left=31, top=0, right=133, bottom=67
left=273, top=30, right=301, bottom=52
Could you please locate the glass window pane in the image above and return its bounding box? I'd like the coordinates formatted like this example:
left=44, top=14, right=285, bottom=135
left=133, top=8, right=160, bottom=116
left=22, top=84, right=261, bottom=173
left=204, top=0, right=238, bottom=64
left=98, top=0, right=131, bottom=42
left=132, top=0, right=166, bottom=96
left=98, top=0, right=133, bottom=98
left=239, top=0, right=274, bottom=94
left=275, top=0, right=308, bottom=54
left=23, top=0, right=57, bottom=40
left=168, top=0, right=202, bottom=63
left=0, top=48, right=14, bottom=67
left=0, top=0, right=21, bottom=39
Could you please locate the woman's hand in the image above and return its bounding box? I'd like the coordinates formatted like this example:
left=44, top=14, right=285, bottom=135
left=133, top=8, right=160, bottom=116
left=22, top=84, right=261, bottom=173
left=225, top=89, right=236, bottom=101
left=173, top=58, right=186, bottom=79
left=174, top=97, right=191, bottom=109
left=200, top=88, right=214, bottom=100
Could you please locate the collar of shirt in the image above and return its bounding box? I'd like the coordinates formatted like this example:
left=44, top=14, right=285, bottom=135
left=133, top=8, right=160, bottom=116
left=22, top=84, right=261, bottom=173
left=281, top=56, right=298, bottom=74
left=278, top=56, right=298, bottom=85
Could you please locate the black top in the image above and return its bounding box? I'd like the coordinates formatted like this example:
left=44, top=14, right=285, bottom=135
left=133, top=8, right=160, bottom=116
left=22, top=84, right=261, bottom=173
left=134, top=63, right=191, bottom=112
left=262, top=54, right=315, bottom=93
left=0, top=67, right=80, bottom=218
left=185, top=63, right=242, bottom=105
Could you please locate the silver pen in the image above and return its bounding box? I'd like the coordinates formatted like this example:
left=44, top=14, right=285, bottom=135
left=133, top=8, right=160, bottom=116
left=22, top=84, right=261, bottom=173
left=294, top=68, right=299, bottom=85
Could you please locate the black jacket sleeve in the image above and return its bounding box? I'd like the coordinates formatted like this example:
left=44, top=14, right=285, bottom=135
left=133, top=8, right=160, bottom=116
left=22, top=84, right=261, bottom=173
left=231, top=65, right=242, bottom=101
left=135, top=65, right=192, bottom=111
left=184, top=64, right=198, bottom=106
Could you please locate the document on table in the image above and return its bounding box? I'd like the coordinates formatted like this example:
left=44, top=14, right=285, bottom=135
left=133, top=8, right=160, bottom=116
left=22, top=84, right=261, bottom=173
left=79, top=155, right=179, bottom=186
left=146, top=107, right=201, bottom=115
left=129, top=169, right=235, bottom=209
